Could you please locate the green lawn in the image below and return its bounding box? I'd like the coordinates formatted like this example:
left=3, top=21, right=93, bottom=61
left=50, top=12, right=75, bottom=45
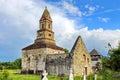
left=0, top=70, right=82, bottom=80
left=0, top=69, right=120, bottom=80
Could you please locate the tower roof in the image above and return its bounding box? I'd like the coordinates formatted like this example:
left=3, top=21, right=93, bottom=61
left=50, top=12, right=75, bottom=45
left=90, top=49, right=101, bottom=56
left=22, top=42, right=64, bottom=51
left=40, top=7, right=52, bottom=20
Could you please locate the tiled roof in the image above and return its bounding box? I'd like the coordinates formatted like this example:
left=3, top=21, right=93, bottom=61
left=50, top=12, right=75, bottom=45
left=90, top=49, right=101, bottom=56
left=22, top=42, right=64, bottom=51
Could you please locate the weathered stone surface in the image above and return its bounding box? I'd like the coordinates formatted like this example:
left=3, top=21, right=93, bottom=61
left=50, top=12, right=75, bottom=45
left=71, top=36, right=92, bottom=76
left=22, top=8, right=65, bottom=74
left=22, top=48, right=64, bottom=72
left=46, top=54, right=71, bottom=75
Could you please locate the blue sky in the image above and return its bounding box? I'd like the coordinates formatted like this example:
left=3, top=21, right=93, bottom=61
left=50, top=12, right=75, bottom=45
left=0, top=0, right=120, bottom=61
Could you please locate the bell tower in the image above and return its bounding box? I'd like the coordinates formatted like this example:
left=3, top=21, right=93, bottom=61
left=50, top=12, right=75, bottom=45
left=35, top=7, right=55, bottom=45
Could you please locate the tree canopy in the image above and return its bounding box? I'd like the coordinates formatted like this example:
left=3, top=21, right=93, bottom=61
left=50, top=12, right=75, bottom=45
left=0, top=58, right=21, bottom=69
left=109, top=45, right=120, bottom=71
left=102, top=44, right=120, bottom=72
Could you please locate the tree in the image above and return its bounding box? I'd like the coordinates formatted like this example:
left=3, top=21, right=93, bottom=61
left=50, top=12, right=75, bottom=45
left=13, top=58, right=21, bottom=69
left=102, top=56, right=111, bottom=69
left=0, top=58, right=21, bottom=69
left=102, top=44, right=120, bottom=72
left=64, top=48, right=69, bottom=53
left=109, top=45, right=120, bottom=71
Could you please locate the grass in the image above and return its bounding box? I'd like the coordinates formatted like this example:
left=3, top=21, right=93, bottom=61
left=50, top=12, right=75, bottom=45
left=0, top=69, right=120, bottom=80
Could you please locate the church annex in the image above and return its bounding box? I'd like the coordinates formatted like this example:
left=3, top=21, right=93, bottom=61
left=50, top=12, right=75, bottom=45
left=21, top=8, right=92, bottom=76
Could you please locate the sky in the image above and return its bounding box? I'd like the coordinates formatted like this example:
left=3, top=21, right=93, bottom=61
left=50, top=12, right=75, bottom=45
left=0, top=0, right=120, bottom=62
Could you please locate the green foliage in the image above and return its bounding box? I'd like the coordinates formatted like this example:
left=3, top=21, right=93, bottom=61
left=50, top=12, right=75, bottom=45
left=0, top=58, right=21, bottom=69
left=0, top=70, right=10, bottom=80
left=100, top=68, right=112, bottom=80
left=109, top=46, right=120, bottom=71
left=0, top=69, right=119, bottom=80
left=100, top=44, right=120, bottom=80
left=96, top=62, right=102, bottom=72
left=64, top=48, right=69, bottom=53
left=87, top=74, right=94, bottom=80
left=74, top=76, right=82, bottom=80
left=13, top=58, right=21, bottom=69
left=102, top=44, right=120, bottom=72
left=101, top=56, right=110, bottom=68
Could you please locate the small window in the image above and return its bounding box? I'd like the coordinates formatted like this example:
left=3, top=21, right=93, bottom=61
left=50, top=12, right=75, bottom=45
left=48, top=24, right=50, bottom=28
left=91, top=58, right=98, bottom=61
left=42, top=24, right=44, bottom=28
left=39, top=34, right=42, bottom=36
left=83, top=54, right=86, bottom=61
left=48, top=34, right=51, bottom=36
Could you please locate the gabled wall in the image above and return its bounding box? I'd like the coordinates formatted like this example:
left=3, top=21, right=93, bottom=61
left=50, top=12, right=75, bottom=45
left=71, top=36, right=93, bottom=76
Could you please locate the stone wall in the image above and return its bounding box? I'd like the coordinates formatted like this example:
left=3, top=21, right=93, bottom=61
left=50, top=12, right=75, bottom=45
left=22, top=36, right=93, bottom=76
left=22, top=47, right=65, bottom=73
left=22, top=48, right=46, bottom=73
left=46, top=54, right=71, bottom=75
left=71, top=36, right=92, bottom=76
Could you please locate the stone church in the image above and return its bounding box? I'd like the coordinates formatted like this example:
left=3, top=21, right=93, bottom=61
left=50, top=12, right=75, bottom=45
left=21, top=8, right=92, bottom=76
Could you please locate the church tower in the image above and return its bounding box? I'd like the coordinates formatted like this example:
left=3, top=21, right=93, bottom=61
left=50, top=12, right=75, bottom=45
left=35, top=7, right=55, bottom=45
left=22, top=8, right=65, bottom=74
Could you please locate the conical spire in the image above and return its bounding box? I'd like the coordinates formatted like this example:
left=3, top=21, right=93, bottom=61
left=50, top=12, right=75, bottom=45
left=40, top=7, right=52, bottom=20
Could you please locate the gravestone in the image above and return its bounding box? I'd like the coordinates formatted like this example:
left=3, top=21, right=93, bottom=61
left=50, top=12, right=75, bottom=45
left=94, top=69, right=97, bottom=80
left=83, top=68, right=86, bottom=80
left=42, top=70, right=48, bottom=80
left=94, top=73, right=97, bottom=80
left=69, top=68, right=74, bottom=80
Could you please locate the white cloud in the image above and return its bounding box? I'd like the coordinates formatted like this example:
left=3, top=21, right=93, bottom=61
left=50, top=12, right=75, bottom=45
left=84, top=4, right=99, bottom=16
left=98, top=17, right=110, bottom=23
left=0, top=0, right=120, bottom=56
left=0, top=0, right=44, bottom=40
left=62, top=1, right=82, bottom=16
left=55, top=24, right=120, bottom=55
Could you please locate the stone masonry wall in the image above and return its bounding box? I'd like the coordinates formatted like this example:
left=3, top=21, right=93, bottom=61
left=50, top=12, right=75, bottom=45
left=22, top=47, right=65, bottom=73
left=46, top=54, right=71, bottom=75
left=71, top=36, right=93, bottom=76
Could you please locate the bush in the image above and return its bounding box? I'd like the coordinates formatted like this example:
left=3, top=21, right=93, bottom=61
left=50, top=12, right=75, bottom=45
left=0, top=70, right=10, bottom=80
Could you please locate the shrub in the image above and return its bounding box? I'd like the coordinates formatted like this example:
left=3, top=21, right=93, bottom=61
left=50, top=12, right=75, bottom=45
left=0, top=70, right=10, bottom=80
